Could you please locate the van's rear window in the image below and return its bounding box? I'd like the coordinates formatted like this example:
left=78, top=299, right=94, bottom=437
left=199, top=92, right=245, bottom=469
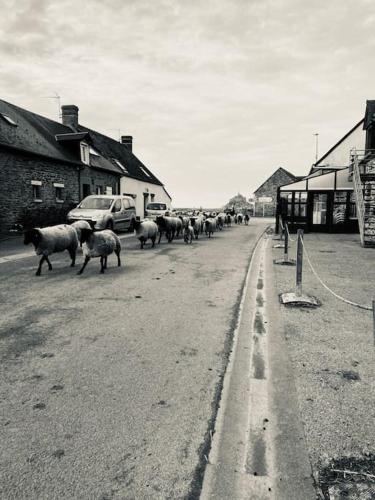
left=80, top=198, right=113, bottom=210
left=147, top=203, right=167, bottom=210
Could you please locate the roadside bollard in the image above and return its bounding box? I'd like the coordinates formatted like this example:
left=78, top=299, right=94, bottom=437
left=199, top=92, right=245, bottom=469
left=296, top=229, right=303, bottom=297
left=280, top=229, right=320, bottom=307
left=273, top=223, right=296, bottom=266
left=273, top=216, right=284, bottom=241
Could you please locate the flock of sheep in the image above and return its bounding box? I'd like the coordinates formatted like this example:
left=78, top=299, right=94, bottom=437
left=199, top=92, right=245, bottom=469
left=23, top=211, right=250, bottom=276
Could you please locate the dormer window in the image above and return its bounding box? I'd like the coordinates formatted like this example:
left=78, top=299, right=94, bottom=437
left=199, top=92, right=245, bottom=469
left=0, top=113, right=17, bottom=126
left=140, top=166, right=151, bottom=178
left=89, top=146, right=100, bottom=156
left=113, top=158, right=129, bottom=174
left=80, top=142, right=90, bottom=165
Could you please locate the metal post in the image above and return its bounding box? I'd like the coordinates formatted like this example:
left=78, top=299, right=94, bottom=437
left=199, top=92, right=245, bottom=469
left=296, top=229, right=304, bottom=297
left=284, top=223, right=289, bottom=262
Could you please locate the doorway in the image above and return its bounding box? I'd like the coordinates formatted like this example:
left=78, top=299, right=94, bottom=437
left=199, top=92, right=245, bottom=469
left=310, top=193, right=330, bottom=231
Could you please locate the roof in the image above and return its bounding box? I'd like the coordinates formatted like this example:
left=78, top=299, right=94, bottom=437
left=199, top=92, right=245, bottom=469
left=312, top=118, right=365, bottom=170
left=77, top=124, right=163, bottom=186
left=364, top=100, right=375, bottom=129
left=253, top=167, right=299, bottom=195
left=0, top=99, right=164, bottom=185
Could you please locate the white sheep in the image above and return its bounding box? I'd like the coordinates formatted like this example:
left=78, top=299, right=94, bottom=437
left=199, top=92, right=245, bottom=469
left=184, top=225, right=194, bottom=244
left=77, top=228, right=121, bottom=274
left=134, top=219, right=159, bottom=249
left=24, top=224, right=78, bottom=276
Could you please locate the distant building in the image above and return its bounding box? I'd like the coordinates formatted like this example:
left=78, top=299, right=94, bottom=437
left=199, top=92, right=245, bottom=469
left=253, top=167, right=299, bottom=217
left=0, top=100, right=171, bottom=232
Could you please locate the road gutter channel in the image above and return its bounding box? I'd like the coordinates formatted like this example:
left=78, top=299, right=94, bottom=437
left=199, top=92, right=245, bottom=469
left=200, top=231, right=316, bottom=500
left=200, top=234, right=273, bottom=499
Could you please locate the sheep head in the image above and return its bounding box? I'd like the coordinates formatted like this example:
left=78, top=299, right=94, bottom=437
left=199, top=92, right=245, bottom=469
left=24, top=228, right=41, bottom=248
left=80, top=227, right=94, bottom=244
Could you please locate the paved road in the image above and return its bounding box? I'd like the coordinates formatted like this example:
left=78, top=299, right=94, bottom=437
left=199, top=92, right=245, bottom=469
left=0, top=220, right=268, bottom=499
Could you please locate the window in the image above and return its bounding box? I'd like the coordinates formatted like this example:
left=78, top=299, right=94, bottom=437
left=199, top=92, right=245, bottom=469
left=106, top=186, right=113, bottom=195
left=89, top=146, right=100, bottom=156
left=123, top=199, right=130, bottom=210
left=54, top=183, right=64, bottom=203
left=80, top=197, right=114, bottom=210
left=139, top=166, right=151, bottom=178
left=80, top=142, right=90, bottom=165
left=31, top=180, right=42, bottom=202
left=293, top=192, right=307, bottom=217
left=349, top=192, right=357, bottom=219
left=113, top=158, right=128, bottom=174
left=0, top=113, right=17, bottom=126
left=96, top=185, right=103, bottom=194
left=112, top=200, right=122, bottom=212
left=280, top=191, right=307, bottom=219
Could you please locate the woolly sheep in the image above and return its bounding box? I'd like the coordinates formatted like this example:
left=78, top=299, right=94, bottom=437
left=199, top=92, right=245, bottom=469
left=225, top=214, right=232, bottom=227
left=134, top=219, right=159, bottom=249
left=77, top=228, right=121, bottom=274
left=237, top=213, right=243, bottom=224
left=179, top=216, right=190, bottom=231
left=24, top=224, right=78, bottom=276
left=184, top=225, right=194, bottom=244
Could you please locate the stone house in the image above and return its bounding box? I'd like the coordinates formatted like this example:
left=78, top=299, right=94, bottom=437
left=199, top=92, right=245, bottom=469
left=253, top=167, right=299, bottom=217
left=0, top=100, right=171, bottom=232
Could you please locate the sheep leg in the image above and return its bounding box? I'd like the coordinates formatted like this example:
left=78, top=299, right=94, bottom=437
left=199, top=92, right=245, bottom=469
left=104, top=256, right=108, bottom=269
left=68, top=248, right=76, bottom=267
left=158, top=231, right=162, bottom=244
left=116, top=250, right=121, bottom=266
left=36, top=255, right=46, bottom=276
left=100, top=256, right=105, bottom=273
left=151, top=236, right=156, bottom=248
left=45, top=255, right=53, bottom=270
left=78, top=256, right=90, bottom=275
left=140, top=239, right=144, bottom=249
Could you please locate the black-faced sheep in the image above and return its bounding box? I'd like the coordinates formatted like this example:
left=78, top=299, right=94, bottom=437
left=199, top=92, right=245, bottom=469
left=179, top=216, right=190, bottom=232
left=244, top=214, right=250, bottom=225
left=204, top=218, right=216, bottom=238
left=237, top=214, right=243, bottom=224
left=71, top=220, right=92, bottom=246
left=77, top=228, right=121, bottom=274
left=184, top=225, right=194, bottom=244
left=134, top=219, right=159, bottom=249
left=217, top=213, right=225, bottom=231
left=225, top=214, right=232, bottom=227
left=24, top=224, right=78, bottom=276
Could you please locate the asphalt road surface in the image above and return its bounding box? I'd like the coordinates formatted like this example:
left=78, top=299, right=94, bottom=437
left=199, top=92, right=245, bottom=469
left=0, top=220, right=268, bottom=500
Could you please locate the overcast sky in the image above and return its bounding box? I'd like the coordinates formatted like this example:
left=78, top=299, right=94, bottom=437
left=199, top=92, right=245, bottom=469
left=1, top=0, right=375, bottom=207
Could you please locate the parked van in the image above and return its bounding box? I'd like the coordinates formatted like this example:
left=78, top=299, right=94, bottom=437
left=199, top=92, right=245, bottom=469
left=67, top=195, right=136, bottom=231
left=145, top=202, right=171, bottom=220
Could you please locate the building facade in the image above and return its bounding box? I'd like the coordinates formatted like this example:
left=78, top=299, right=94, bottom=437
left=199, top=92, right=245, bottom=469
left=0, top=100, right=171, bottom=231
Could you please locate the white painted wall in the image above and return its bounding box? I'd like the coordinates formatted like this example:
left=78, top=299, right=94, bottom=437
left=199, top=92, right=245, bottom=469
left=120, top=176, right=172, bottom=218
left=317, top=123, right=365, bottom=167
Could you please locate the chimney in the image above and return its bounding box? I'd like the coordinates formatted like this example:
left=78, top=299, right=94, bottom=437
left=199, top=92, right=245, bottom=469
left=61, top=105, right=79, bottom=130
left=121, top=135, right=133, bottom=152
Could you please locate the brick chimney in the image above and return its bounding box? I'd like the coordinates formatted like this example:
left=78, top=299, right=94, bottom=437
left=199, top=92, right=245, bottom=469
left=61, top=105, right=79, bottom=130
left=121, top=135, right=133, bottom=152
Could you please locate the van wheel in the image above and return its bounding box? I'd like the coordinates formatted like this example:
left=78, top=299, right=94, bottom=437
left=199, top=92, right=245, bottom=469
left=106, top=221, right=114, bottom=231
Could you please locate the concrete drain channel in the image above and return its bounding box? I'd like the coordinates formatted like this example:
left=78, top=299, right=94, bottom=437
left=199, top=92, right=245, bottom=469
left=201, top=234, right=274, bottom=499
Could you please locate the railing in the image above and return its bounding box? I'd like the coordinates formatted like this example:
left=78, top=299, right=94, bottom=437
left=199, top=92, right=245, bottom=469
left=350, top=148, right=366, bottom=246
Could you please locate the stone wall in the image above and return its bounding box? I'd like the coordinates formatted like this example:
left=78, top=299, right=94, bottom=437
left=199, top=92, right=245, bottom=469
left=0, top=150, right=80, bottom=232
left=0, top=149, right=122, bottom=233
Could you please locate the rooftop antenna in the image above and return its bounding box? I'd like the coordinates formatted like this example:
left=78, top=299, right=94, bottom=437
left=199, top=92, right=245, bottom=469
left=41, top=92, right=61, bottom=119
